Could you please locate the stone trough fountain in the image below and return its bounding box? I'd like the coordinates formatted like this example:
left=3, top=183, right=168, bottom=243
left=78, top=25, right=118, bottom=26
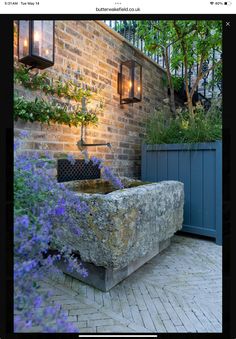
left=54, top=177, right=184, bottom=291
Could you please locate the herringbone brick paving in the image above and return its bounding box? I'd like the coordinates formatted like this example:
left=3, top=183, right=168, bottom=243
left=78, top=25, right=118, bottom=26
left=28, top=235, right=223, bottom=333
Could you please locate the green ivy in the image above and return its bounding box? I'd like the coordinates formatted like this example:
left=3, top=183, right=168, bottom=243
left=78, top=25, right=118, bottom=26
left=14, top=96, right=98, bottom=127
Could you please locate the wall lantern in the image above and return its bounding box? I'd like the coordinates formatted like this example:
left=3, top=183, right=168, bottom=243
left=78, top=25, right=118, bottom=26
left=18, top=20, right=55, bottom=70
left=118, top=60, right=142, bottom=104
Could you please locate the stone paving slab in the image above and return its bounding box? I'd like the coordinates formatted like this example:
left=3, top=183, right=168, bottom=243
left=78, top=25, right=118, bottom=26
left=19, top=235, right=222, bottom=333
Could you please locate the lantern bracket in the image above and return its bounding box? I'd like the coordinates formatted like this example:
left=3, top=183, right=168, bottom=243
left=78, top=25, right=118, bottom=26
left=21, top=64, right=39, bottom=77
left=117, top=72, right=122, bottom=95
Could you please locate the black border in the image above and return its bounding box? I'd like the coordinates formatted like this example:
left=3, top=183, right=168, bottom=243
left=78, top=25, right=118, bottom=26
left=0, top=15, right=14, bottom=339
left=0, top=14, right=235, bottom=339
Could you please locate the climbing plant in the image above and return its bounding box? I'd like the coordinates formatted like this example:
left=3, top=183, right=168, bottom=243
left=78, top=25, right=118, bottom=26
left=14, top=96, right=99, bottom=127
left=14, top=65, right=104, bottom=126
left=14, top=65, right=92, bottom=101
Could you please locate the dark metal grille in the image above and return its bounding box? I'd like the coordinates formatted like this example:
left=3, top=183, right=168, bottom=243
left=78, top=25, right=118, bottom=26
left=57, top=159, right=100, bottom=182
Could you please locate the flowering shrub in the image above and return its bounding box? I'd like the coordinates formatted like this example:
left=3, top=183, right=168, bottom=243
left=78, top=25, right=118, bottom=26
left=14, top=135, right=88, bottom=332
left=14, top=133, right=123, bottom=332
left=82, top=151, right=124, bottom=189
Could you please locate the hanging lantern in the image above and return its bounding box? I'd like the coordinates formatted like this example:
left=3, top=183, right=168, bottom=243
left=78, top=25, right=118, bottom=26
left=18, top=20, right=55, bottom=70
left=118, top=60, right=142, bottom=104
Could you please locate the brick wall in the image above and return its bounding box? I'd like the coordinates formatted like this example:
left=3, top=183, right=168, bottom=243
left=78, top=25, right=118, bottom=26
left=14, top=20, right=171, bottom=178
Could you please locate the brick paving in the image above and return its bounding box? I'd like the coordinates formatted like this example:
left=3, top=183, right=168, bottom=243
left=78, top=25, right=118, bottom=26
left=27, top=235, right=222, bottom=333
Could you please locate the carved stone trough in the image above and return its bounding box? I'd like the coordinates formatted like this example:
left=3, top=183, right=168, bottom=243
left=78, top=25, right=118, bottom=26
left=54, top=178, right=184, bottom=291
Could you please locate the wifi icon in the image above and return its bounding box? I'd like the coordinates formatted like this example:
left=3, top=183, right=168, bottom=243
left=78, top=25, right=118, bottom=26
left=210, top=1, right=214, bottom=4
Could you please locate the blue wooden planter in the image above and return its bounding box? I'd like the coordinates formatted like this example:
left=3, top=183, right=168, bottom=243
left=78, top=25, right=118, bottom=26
left=141, top=141, right=222, bottom=245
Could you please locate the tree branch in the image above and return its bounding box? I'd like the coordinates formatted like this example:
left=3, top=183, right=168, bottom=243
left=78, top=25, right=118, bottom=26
left=201, top=59, right=222, bottom=79
left=190, top=59, right=222, bottom=98
left=190, top=53, right=204, bottom=98
left=152, top=22, right=197, bottom=48
left=173, top=21, right=191, bottom=101
left=167, top=24, right=198, bottom=48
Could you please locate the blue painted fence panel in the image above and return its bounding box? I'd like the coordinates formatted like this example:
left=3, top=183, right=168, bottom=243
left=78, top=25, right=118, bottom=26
left=141, top=141, right=222, bottom=245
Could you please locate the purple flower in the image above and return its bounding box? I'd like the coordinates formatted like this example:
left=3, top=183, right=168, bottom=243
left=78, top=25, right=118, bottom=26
left=67, top=154, right=76, bottom=165
left=90, top=156, right=123, bottom=189
left=54, top=205, right=65, bottom=216
left=14, top=144, right=90, bottom=332
left=76, top=201, right=89, bottom=213
left=16, top=215, right=30, bottom=228
left=81, top=149, right=89, bottom=164
left=34, top=296, right=42, bottom=308
left=102, top=166, right=124, bottom=189
left=14, top=135, right=123, bottom=332
left=25, top=320, right=32, bottom=328
left=14, top=139, right=21, bottom=151
left=90, top=156, right=102, bottom=166
left=20, top=130, right=29, bottom=138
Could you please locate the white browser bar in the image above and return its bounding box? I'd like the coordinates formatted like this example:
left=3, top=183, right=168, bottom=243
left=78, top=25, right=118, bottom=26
left=0, top=0, right=235, bottom=14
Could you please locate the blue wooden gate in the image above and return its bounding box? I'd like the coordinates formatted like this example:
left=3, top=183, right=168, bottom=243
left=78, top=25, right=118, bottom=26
left=141, top=141, right=222, bottom=245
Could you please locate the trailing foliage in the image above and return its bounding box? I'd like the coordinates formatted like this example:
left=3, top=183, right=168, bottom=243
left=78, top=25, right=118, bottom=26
left=14, top=96, right=98, bottom=127
left=145, top=103, right=222, bottom=144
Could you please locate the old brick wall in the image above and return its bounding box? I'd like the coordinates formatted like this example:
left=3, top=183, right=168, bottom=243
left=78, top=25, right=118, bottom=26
left=14, top=20, right=170, bottom=178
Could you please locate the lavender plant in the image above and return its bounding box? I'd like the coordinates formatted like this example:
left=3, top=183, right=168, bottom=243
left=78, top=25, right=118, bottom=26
left=91, top=156, right=124, bottom=189
left=80, top=151, right=124, bottom=189
left=14, top=134, right=88, bottom=332
left=14, top=133, right=124, bottom=332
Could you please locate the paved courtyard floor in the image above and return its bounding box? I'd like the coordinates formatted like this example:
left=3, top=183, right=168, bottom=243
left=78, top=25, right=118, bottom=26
left=36, top=235, right=222, bottom=333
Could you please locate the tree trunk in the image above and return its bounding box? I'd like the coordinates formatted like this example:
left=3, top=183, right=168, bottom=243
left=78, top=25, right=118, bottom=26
left=183, top=56, right=193, bottom=115
left=187, top=96, right=193, bottom=115
left=189, top=58, right=222, bottom=112
left=173, top=21, right=193, bottom=115
left=169, top=86, right=176, bottom=117
left=164, top=48, right=176, bottom=117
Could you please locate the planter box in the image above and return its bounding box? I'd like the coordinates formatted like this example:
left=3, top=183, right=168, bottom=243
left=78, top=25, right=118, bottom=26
left=141, top=141, right=222, bottom=245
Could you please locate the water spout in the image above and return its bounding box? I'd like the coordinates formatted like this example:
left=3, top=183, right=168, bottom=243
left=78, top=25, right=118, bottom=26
left=77, top=138, right=112, bottom=150
left=78, top=101, right=112, bottom=150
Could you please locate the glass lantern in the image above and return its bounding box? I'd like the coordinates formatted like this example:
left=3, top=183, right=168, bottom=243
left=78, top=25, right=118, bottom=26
left=118, top=60, right=142, bottom=104
left=18, top=20, right=55, bottom=70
